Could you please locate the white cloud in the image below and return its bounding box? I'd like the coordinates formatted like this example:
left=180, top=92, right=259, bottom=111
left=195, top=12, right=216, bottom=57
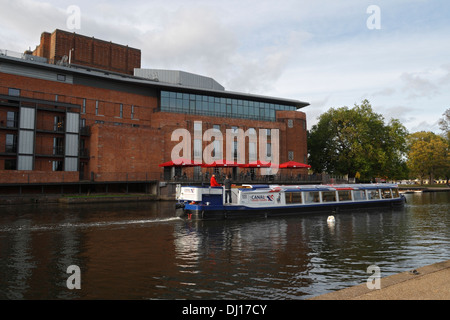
left=0, top=0, right=449, bottom=134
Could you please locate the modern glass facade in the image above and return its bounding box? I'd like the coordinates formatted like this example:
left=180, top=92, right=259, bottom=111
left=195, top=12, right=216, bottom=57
left=160, top=91, right=297, bottom=122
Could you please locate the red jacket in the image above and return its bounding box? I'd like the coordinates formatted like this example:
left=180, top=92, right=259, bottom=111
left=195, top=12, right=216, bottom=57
left=210, top=176, right=220, bottom=187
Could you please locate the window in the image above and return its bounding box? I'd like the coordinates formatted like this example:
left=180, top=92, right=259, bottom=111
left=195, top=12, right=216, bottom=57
left=267, top=143, right=272, bottom=158
left=57, top=74, right=66, bottom=81
left=194, top=122, right=202, bottom=132
left=8, top=88, right=20, bottom=96
left=82, top=99, right=86, bottom=114
left=5, top=159, right=16, bottom=170
left=353, top=190, right=367, bottom=201
left=194, top=139, right=202, bottom=159
left=288, top=151, right=294, bottom=161
left=52, top=160, right=63, bottom=171
left=381, top=189, right=392, bottom=199
left=53, top=137, right=64, bottom=156
left=159, top=91, right=296, bottom=121
left=131, top=105, right=135, bottom=119
left=5, top=134, right=17, bottom=153
left=54, top=116, right=64, bottom=132
left=6, top=111, right=17, bottom=128
left=322, top=191, right=337, bottom=202
left=367, top=190, right=380, bottom=200
left=119, top=104, right=123, bottom=118
left=304, top=192, right=320, bottom=204
left=288, top=119, right=293, bottom=128
left=286, top=192, right=302, bottom=204
left=338, top=190, right=352, bottom=201
left=95, top=101, right=99, bottom=115
left=392, top=188, right=400, bottom=198
left=233, top=141, right=238, bottom=160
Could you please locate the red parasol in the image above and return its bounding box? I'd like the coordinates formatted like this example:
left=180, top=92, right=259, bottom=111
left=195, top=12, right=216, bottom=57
left=243, top=160, right=273, bottom=168
left=159, top=158, right=202, bottom=167
left=278, top=161, right=311, bottom=169
left=202, top=160, right=244, bottom=168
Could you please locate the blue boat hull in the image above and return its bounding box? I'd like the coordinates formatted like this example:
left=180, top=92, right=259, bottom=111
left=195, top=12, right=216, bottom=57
left=177, top=196, right=406, bottom=220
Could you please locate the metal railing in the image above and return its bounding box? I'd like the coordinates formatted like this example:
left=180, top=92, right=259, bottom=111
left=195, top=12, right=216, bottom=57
left=163, top=173, right=344, bottom=185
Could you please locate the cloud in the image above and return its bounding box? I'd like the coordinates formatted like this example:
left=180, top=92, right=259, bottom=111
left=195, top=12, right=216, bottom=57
left=400, top=72, right=440, bottom=99
left=0, top=0, right=449, bottom=135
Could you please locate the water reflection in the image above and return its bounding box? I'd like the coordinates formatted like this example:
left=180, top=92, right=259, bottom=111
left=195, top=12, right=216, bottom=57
left=0, top=192, right=449, bottom=299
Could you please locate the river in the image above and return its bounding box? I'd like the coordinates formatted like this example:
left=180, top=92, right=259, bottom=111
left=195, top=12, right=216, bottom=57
left=0, top=192, right=449, bottom=300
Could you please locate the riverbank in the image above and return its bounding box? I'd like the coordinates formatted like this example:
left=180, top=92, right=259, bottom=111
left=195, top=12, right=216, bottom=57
left=310, top=260, right=450, bottom=300
left=0, top=193, right=170, bottom=205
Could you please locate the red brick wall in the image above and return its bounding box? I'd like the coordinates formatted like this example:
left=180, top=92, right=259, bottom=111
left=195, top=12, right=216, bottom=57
left=32, top=29, right=141, bottom=75
left=90, top=124, right=162, bottom=181
left=152, top=111, right=308, bottom=166
left=0, top=171, right=78, bottom=184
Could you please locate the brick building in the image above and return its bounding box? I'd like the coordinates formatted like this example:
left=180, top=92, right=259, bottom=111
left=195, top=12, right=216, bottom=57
left=0, top=30, right=310, bottom=193
left=32, top=29, right=141, bottom=75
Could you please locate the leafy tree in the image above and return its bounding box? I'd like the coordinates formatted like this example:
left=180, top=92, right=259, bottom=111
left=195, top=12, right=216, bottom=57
left=438, top=108, right=450, bottom=183
left=407, top=131, right=449, bottom=184
left=438, top=108, right=450, bottom=141
left=308, top=100, right=408, bottom=181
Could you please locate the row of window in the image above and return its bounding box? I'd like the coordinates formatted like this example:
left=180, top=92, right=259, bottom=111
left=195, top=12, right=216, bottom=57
left=6, top=87, right=138, bottom=120
left=285, top=188, right=400, bottom=204
left=3, top=159, right=63, bottom=171
left=160, top=91, right=297, bottom=121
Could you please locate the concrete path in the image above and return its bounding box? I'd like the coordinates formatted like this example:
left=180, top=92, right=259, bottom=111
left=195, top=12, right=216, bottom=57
left=310, top=260, right=450, bottom=300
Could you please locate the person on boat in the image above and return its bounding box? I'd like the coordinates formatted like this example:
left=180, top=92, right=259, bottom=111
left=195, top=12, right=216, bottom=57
left=224, top=174, right=232, bottom=204
left=210, top=174, right=220, bottom=187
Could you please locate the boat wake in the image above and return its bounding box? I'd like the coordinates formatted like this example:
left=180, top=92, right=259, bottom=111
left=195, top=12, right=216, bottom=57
left=0, top=217, right=182, bottom=233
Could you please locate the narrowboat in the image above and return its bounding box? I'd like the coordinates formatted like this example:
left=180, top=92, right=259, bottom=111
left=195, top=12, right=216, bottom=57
left=175, top=184, right=406, bottom=220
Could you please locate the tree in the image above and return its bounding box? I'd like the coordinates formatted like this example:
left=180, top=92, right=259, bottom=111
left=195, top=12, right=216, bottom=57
left=438, top=108, right=450, bottom=183
left=438, top=108, right=450, bottom=141
left=308, top=100, right=408, bottom=181
left=407, top=131, right=449, bottom=184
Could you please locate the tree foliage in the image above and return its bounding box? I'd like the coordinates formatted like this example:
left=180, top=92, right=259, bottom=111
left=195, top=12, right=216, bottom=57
left=407, top=131, right=449, bottom=184
left=438, top=108, right=450, bottom=141
left=308, top=100, right=408, bottom=180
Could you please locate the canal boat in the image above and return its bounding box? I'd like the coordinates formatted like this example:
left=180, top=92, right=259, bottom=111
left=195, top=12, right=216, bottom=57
left=175, top=184, right=406, bottom=220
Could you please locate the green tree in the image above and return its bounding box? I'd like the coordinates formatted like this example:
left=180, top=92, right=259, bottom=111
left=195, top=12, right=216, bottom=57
left=407, top=131, right=449, bottom=184
left=438, top=108, right=450, bottom=183
left=438, top=108, right=450, bottom=141
left=308, top=100, right=408, bottom=181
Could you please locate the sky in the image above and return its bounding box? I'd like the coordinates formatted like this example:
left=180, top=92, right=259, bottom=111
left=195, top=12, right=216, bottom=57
left=1, top=0, right=449, bottom=134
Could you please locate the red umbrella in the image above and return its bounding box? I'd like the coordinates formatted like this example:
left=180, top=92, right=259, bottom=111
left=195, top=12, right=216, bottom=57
left=279, top=161, right=311, bottom=169
left=159, top=158, right=202, bottom=167
left=202, top=160, right=244, bottom=168
left=243, top=160, right=273, bottom=168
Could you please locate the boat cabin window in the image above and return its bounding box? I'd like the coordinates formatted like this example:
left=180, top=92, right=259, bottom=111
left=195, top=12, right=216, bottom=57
left=286, top=192, right=303, bottom=204
left=338, top=190, right=352, bottom=201
left=304, top=191, right=320, bottom=204
left=353, top=190, right=366, bottom=201
left=367, top=189, right=380, bottom=200
left=392, top=188, right=400, bottom=198
left=322, top=191, right=337, bottom=202
left=381, top=189, right=392, bottom=199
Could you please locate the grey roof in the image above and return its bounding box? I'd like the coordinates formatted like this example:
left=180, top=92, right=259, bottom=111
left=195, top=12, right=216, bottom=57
left=134, top=69, right=225, bottom=91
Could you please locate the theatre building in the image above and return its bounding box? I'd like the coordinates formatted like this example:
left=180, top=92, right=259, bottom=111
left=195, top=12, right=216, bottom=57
left=0, top=29, right=310, bottom=196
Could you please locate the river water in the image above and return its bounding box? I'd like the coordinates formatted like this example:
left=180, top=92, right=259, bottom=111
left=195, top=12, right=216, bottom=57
left=0, top=192, right=449, bottom=300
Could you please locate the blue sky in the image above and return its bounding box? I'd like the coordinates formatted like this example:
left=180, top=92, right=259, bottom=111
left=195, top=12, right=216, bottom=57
left=1, top=0, right=449, bottom=133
